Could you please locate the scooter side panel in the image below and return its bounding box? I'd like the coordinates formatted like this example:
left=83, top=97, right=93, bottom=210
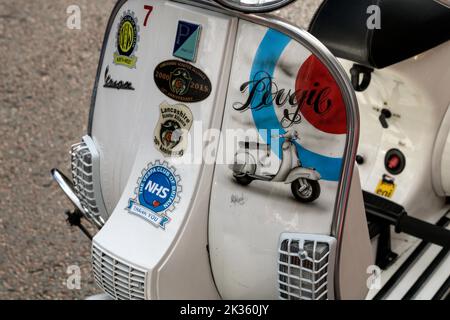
left=89, top=0, right=235, bottom=299
left=344, top=41, right=450, bottom=221
left=209, top=20, right=350, bottom=299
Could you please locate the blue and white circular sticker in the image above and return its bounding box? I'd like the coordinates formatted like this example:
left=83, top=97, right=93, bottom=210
left=127, top=161, right=181, bottom=230
left=139, top=165, right=177, bottom=213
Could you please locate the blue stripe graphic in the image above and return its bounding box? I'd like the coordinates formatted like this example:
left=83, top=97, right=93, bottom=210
left=249, top=29, right=342, bottom=181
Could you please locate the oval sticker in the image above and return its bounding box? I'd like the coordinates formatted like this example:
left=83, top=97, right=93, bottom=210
left=154, top=60, right=212, bottom=103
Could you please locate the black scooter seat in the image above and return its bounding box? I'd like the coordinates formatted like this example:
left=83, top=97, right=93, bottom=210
left=309, top=0, right=450, bottom=69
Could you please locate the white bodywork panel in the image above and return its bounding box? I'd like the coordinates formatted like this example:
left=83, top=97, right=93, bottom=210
left=91, top=0, right=236, bottom=299
left=344, top=41, right=450, bottom=221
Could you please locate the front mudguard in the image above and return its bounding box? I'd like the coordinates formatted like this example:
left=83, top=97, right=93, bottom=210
left=285, top=167, right=321, bottom=184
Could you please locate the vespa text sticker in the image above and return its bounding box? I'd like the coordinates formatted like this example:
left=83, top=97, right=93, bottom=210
left=375, top=174, right=396, bottom=199
left=173, top=21, right=202, bottom=62
left=127, top=161, right=181, bottom=230
left=103, top=66, right=135, bottom=90
left=154, top=102, right=193, bottom=157
left=114, top=10, right=139, bottom=68
left=154, top=60, right=211, bottom=103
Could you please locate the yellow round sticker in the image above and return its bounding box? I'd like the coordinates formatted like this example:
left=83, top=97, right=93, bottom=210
left=114, top=11, right=139, bottom=68
left=119, top=21, right=134, bottom=54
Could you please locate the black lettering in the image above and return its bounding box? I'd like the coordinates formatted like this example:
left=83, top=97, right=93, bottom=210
left=103, top=66, right=135, bottom=90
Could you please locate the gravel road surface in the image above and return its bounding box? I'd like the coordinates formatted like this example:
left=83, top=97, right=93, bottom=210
left=0, top=0, right=321, bottom=299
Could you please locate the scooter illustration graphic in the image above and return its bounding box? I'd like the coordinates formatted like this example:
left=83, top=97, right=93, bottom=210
left=230, top=129, right=321, bottom=203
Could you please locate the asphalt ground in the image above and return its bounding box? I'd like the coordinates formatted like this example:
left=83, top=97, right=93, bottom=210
left=0, top=0, right=321, bottom=299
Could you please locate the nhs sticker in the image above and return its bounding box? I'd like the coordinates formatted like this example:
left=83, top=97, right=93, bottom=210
left=127, top=161, right=181, bottom=230
left=173, top=21, right=202, bottom=62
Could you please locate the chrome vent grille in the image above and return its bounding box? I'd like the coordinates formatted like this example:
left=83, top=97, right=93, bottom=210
left=278, top=234, right=336, bottom=300
left=92, top=244, right=146, bottom=300
left=71, top=138, right=105, bottom=228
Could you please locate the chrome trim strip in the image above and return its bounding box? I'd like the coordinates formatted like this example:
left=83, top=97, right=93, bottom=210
left=87, top=0, right=360, bottom=299
left=213, top=0, right=296, bottom=13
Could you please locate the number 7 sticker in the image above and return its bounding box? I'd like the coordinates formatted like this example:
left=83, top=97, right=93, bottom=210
left=143, top=5, right=153, bottom=27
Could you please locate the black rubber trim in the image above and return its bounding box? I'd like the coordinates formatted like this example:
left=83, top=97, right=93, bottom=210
left=402, top=247, right=449, bottom=300
left=350, top=64, right=373, bottom=92
left=373, top=214, right=450, bottom=300
left=432, top=276, right=450, bottom=300
left=368, top=221, right=382, bottom=239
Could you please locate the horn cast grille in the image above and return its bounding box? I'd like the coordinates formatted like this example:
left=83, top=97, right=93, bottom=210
left=278, top=234, right=336, bottom=300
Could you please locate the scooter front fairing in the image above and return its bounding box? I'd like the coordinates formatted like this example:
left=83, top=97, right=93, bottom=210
left=54, top=0, right=373, bottom=300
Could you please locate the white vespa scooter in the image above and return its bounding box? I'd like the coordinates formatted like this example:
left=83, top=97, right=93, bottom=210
left=51, top=0, right=450, bottom=300
left=231, top=129, right=322, bottom=203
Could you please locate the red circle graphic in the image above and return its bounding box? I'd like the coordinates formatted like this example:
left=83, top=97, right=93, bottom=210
left=295, top=55, right=347, bottom=134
